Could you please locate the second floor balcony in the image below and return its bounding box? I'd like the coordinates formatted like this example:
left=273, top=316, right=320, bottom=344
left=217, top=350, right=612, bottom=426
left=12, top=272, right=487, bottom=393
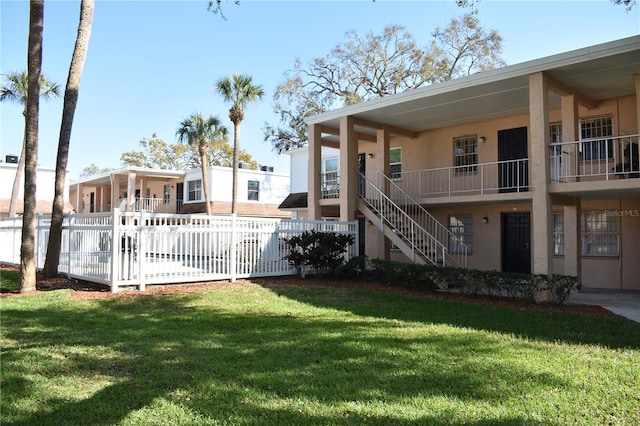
left=550, top=134, right=639, bottom=182
left=319, top=134, right=639, bottom=202
left=395, top=159, right=530, bottom=200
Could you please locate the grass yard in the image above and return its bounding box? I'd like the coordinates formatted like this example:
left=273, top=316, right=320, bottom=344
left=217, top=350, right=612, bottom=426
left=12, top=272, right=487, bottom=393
left=1, top=279, right=639, bottom=425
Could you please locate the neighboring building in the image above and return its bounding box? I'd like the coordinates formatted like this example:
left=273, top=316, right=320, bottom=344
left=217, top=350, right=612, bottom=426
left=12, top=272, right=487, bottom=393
left=279, top=146, right=340, bottom=219
left=70, top=165, right=291, bottom=218
left=69, top=167, right=186, bottom=214
left=299, top=36, right=640, bottom=291
left=0, top=158, right=72, bottom=217
left=181, top=164, right=290, bottom=218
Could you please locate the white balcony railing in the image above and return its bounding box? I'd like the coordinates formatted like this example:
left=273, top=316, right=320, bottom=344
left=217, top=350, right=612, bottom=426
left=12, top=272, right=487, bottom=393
left=395, top=159, right=530, bottom=199
left=550, top=134, right=639, bottom=182
left=321, top=171, right=340, bottom=199
left=118, top=197, right=183, bottom=213
left=318, top=135, right=639, bottom=202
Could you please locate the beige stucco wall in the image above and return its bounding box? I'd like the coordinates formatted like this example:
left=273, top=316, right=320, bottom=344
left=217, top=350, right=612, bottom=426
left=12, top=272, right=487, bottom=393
left=366, top=197, right=639, bottom=290
left=577, top=198, right=640, bottom=290
left=373, top=202, right=532, bottom=271
left=330, top=91, right=640, bottom=289
left=364, top=94, right=637, bottom=181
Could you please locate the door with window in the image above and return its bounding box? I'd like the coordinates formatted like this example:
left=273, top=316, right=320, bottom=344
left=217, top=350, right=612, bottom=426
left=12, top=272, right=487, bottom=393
left=502, top=212, right=531, bottom=274
left=498, top=127, right=529, bottom=193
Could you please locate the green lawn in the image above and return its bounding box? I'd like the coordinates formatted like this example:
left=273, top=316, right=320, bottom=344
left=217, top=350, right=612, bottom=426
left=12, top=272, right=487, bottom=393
left=1, top=279, right=639, bottom=425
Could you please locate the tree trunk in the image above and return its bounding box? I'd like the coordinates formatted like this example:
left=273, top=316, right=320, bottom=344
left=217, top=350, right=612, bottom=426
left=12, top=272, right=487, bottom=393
left=200, top=143, right=212, bottom=215
left=231, top=121, right=241, bottom=214
left=43, top=0, right=94, bottom=278
left=20, top=0, right=44, bottom=293
left=8, top=134, right=27, bottom=217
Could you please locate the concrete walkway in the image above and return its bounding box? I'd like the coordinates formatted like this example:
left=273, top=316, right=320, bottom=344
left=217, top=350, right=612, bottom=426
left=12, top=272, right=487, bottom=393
left=569, top=290, right=640, bottom=323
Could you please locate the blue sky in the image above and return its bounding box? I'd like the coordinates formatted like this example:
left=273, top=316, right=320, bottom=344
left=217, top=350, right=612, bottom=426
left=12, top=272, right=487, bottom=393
left=1, top=0, right=638, bottom=179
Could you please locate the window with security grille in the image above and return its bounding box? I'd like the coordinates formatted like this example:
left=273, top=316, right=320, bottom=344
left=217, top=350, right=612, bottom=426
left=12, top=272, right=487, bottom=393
left=553, top=213, right=564, bottom=255
left=454, top=136, right=477, bottom=173
left=187, top=179, right=202, bottom=201
left=248, top=180, right=259, bottom=201
left=449, top=215, right=472, bottom=252
left=580, top=116, right=613, bottom=160
left=581, top=211, right=619, bottom=256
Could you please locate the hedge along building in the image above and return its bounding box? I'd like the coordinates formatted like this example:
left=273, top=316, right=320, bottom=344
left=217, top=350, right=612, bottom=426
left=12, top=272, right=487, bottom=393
left=301, top=36, right=640, bottom=291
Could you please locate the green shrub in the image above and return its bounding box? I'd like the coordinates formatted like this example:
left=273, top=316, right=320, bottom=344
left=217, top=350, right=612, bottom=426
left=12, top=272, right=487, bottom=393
left=284, top=230, right=355, bottom=277
left=363, top=259, right=577, bottom=305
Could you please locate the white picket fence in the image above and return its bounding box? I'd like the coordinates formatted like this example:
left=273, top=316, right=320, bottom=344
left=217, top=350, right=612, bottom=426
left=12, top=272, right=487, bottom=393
left=0, top=209, right=358, bottom=292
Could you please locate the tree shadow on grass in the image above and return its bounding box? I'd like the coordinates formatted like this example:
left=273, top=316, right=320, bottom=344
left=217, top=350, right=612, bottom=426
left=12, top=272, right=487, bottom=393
left=0, top=289, right=580, bottom=425
left=262, top=283, right=640, bottom=350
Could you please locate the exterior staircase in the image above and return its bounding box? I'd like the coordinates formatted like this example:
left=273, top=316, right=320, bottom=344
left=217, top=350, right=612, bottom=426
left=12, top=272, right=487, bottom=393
left=358, top=171, right=468, bottom=268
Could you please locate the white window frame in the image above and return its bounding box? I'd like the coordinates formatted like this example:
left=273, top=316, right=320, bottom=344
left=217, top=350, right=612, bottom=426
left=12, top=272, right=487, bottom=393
left=247, top=180, right=259, bottom=201
left=390, top=147, right=402, bottom=179
left=163, top=184, right=171, bottom=204
left=453, top=136, right=478, bottom=174
left=187, top=179, right=202, bottom=202
left=580, top=116, right=613, bottom=161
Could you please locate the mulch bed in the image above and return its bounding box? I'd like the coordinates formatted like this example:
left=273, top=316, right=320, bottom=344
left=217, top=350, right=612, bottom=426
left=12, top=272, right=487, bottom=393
left=1, top=265, right=615, bottom=318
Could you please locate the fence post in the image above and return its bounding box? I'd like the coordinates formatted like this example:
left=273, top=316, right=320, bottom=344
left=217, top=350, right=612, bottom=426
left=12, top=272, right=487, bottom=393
left=110, top=208, right=120, bottom=293
left=351, top=220, right=357, bottom=260
left=230, top=213, right=237, bottom=283
left=35, top=214, right=42, bottom=269
left=68, top=213, right=75, bottom=277
left=138, top=210, right=146, bottom=291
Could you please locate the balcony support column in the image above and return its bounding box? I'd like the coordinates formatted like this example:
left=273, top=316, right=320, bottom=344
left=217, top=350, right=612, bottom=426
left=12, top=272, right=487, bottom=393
left=94, top=185, right=103, bottom=213
left=339, top=116, right=357, bottom=221
left=561, top=94, right=579, bottom=182
left=308, top=123, right=322, bottom=220
left=636, top=75, right=640, bottom=133
left=140, top=177, right=147, bottom=200
left=376, top=126, right=391, bottom=260
left=126, top=171, right=137, bottom=213
left=529, top=72, right=554, bottom=300
left=110, top=173, right=119, bottom=212
left=75, top=182, right=84, bottom=213
left=563, top=202, right=581, bottom=285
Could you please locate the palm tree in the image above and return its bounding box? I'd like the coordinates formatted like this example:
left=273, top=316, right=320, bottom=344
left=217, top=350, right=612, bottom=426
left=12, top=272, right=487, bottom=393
left=1, top=71, right=61, bottom=218
left=18, top=0, right=45, bottom=293
left=43, top=0, right=94, bottom=278
left=176, top=113, right=228, bottom=215
left=215, top=74, right=264, bottom=214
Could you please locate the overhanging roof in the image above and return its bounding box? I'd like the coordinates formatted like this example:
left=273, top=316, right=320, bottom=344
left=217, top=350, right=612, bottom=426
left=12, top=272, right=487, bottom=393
left=70, top=167, right=185, bottom=186
left=306, top=36, right=640, bottom=136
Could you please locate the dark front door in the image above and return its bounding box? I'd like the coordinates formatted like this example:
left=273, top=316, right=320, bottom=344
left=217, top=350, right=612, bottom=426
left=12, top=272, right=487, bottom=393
left=498, top=127, right=529, bottom=193
left=358, top=153, right=366, bottom=197
left=175, top=183, right=184, bottom=213
left=502, top=212, right=531, bottom=274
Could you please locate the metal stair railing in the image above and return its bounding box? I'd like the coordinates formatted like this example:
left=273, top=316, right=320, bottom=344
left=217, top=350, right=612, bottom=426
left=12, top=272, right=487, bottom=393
left=372, top=171, right=468, bottom=268
left=358, top=171, right=447, bottom=267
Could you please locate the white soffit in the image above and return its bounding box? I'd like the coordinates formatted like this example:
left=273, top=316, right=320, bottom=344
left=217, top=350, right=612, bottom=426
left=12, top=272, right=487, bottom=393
left=307, top=36, right=640, bottom=134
